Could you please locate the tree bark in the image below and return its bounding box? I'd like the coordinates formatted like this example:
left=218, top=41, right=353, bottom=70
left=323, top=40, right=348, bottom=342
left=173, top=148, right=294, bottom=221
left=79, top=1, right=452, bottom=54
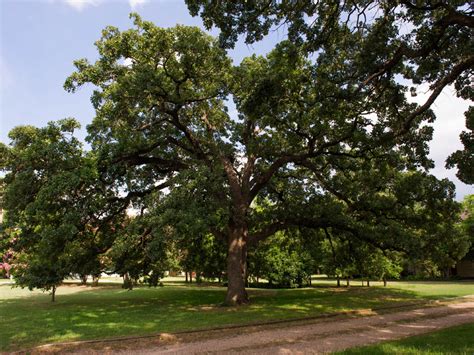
left=185, top=271, right=188, bottom=283
left=225, top=226, right=249, bottom=306
left=383, top=278, right=387, bottom=287
left=242, top=243, right=249, bottom=288
left=336, top=275, right=340, bottom=287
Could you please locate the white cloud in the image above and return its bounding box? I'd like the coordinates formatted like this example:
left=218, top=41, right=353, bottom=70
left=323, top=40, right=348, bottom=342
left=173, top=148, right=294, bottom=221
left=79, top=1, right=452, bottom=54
left=63, top=0, right=102, bottom=12
left=408, top=84, right=472, bottom=200
left=129, top=0, right=149, bottom=11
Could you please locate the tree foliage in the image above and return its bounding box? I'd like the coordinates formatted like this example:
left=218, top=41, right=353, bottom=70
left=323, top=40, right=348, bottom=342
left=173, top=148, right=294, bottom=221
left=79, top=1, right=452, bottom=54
left=0, top=120, right=85, bottom=297
left=187, top=0, right=473, bottom=181
left=447, top=108, right=474, bottom=184
left=0, top=120, right=122, bottom=299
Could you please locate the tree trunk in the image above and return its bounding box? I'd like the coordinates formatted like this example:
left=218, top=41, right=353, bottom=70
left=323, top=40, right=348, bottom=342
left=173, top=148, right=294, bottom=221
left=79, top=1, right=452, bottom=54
left=225, top=227, right=249, bottom=306
left=336, top=275, right=340, bottom=287
left=367, top=279, right=370, bottom=287
left=383, top=278, right=387, bottom=287
left=242, top=243, right=249, bottom=288
left=80, top=274, right=88, bottom=285
left=346, top=277, right=350, bottom=287
left=51, top=285, right=56, bottom=302
left=185, top=271, right=188, bottom=283
left=123, top=273, right=133, bottom=290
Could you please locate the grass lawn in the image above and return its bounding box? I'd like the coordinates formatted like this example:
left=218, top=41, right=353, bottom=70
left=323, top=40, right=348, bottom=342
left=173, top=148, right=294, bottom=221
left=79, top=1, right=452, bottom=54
left=338, top=322, right=474, bottom=354
left=1, top=278, right=473, bottom=351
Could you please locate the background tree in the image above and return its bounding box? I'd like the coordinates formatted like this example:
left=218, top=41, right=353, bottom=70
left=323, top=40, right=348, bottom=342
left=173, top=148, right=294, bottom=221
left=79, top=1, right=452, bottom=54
left=248, top=230, right=314, bottom=288
left=318, top=230, right=355, bottom=287
left=0, top=119, right=120, bottom=300
left=0, top=180, right=10, bottom=278
left=0, top=120, right=84, bottom=299
left=453, top=194, right=474, bottom=270
left=106, top=212, right=173, bottom=289
left=355, top=247, right=403, bottom=286
left=460, top=194, right=474, bottom=238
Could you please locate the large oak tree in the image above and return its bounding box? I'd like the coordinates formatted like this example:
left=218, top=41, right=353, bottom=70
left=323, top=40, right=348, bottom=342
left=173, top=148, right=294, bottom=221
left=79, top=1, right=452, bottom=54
left=63, top=13, right=462, bottom=305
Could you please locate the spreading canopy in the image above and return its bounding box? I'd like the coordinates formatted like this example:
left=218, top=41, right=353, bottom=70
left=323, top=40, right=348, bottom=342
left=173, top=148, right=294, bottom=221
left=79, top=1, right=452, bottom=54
left=63, top=13, right=462, bottom=304
left=187, top=0, right=474, bottom=181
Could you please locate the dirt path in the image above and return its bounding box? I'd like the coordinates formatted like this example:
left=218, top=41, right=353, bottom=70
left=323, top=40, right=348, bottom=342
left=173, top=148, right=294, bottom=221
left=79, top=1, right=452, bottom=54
left=130, top=300, right=474, bottom=354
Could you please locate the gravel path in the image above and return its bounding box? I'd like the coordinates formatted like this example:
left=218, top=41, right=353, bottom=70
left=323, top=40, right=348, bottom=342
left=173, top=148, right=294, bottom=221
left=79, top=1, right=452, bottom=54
left=140, top=300, right=474, bottom=354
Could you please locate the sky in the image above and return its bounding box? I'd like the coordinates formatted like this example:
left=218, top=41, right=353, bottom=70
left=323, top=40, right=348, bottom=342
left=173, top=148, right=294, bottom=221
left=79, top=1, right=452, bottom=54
left=0, top=0, right=472, bottom=200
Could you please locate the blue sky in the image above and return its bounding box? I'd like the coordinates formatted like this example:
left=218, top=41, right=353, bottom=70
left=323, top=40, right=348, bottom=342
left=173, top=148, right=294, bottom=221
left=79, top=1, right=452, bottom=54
left=0, top=0, right=472, bottom=199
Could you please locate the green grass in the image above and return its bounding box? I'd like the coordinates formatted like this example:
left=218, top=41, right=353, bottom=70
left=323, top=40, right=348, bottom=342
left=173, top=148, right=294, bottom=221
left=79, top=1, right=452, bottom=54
left=385, top=281, right=474, bottom=298
left=338, top=322, right=474, bottom=354
left=1, top=279, right=473, bottom=351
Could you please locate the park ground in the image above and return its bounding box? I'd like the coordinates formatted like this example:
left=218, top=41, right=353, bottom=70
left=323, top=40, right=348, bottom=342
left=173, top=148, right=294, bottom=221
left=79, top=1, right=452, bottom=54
left=1, top=277, right=473, bottom=353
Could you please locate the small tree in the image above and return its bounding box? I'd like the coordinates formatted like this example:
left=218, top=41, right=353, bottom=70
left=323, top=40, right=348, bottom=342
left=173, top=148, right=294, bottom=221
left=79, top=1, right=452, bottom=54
left=0, top=120, right=113, bottom=300
left=356, top=248, right=402, bottom=287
